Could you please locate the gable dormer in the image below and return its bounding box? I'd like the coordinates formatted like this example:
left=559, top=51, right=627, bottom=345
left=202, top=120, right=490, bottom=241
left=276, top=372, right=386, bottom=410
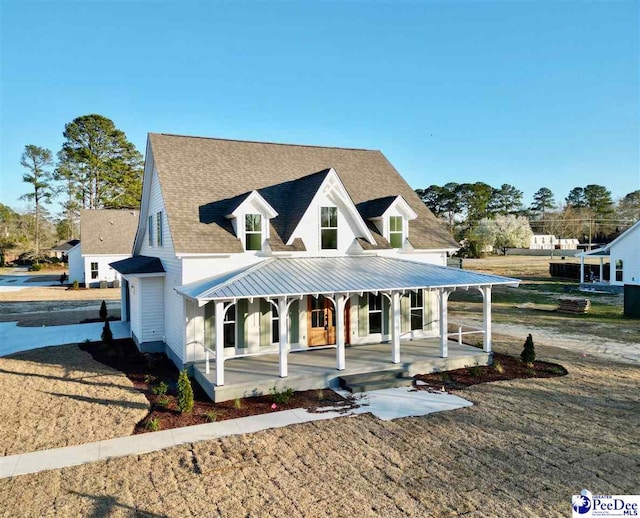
left=225, top=191, right=278, bottom=252
left=356, top=195, right=418, bottom=249
left=285, top=168, right=376, bottom=253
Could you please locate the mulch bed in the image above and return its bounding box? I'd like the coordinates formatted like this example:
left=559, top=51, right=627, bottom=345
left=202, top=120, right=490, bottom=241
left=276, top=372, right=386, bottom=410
left=79, top=338, right=352, bottom=434
left=414, top=352, right=568, bottom=392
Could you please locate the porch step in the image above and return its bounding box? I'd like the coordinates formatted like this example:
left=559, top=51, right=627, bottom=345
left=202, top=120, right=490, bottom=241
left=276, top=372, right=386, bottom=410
left=338, top=369, right=415, bottom=393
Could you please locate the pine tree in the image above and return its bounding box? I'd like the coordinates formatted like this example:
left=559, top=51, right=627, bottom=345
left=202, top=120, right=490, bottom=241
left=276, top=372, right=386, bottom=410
left=99, top=300, right=108, bottom=321
left=521, top=334, right=536, bottom=365
left=177, top=370, right=194, bottom=413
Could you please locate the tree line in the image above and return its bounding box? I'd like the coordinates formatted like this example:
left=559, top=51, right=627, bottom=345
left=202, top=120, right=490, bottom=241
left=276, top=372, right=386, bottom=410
left=416, top=182, right=640, bottom=256
left=2, top=114, right=143, bottom=261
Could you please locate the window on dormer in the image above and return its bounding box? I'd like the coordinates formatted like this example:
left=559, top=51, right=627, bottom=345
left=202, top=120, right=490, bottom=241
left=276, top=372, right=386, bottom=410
left=245, top=214, right=262, bottom=251
left=389, top=216, right=403, bottom=248
left=321, top=207, right=338, bottom=249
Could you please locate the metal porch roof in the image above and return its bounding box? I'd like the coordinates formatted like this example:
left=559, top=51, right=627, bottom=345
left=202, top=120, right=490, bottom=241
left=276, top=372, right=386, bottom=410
left=176, top=256, right=519, bottom=301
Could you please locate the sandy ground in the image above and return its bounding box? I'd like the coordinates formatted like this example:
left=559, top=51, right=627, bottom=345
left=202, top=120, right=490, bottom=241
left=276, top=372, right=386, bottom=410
left=0, top=345, right=148, bottom=457
left=0, top=286, right=120, bottom=302
left=0, top=338, right=638, bottom=516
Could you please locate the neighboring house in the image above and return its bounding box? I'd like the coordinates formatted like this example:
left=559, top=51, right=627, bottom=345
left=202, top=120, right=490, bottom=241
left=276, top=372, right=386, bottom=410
left=530, top=235, right=579, bottom=250
left=49, top=239, right=80, bottom=260
left=576, top=219, right=640, bottom=287
left=68, top=210, right=138, bottom=287
left=112, top=133, right=518, bottom=400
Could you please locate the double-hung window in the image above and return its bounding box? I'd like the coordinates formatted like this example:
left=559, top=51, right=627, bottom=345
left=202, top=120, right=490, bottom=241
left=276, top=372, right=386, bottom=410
left=368, top=293, right=382, bottom=334
left=616, top=259, right=623, bottom=282
left=389, top=216, right=403, bottom=248
left=320, top=207, right=338, bottom=250
left=90, top=262, right=99, bottom=280
left=410, top=290, right=423, bottom=331
left=148, top=215, right=154, bottom=246
left=156, top=211, right=163, bottom=247
left=245, top=214, right=262, bottom=251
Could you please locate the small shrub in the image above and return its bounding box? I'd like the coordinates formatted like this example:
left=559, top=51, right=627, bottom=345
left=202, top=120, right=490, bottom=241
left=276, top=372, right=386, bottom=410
left=316, top=389, right=325, bottom=400
left=466, top=364, right=482, bottom=377
left=156, top=396, right=169, bottom=407
left=493, top=361, right=505, bottom=374
left=101, top=320, right=113, bottom=345
left=549, top=366, right=565, bottom=375
left=99, top=300, right=108, bottom=321
left=152, top=381, right=168, bottom=396
left=144, top=374, right=157, bottom=385
left=177, top=369, right=194, bottom=414
left=145, top=417, right=161, bottom=431
left=269, top=386, right=294, bottom=405
left=234, top=398, right=242, bottom=410
left=204, top=410, right=218, bottom=422
left=72, top=280, right=79, bottom=290
left=521, top=334, right=536, bottom=365
left=59, top=272, right=68, bottom=285
left=525, top=368, right=536, bottom=377
left=440, top=372, right=451, bottom=383
left=30, top=263, right=42, bottom=272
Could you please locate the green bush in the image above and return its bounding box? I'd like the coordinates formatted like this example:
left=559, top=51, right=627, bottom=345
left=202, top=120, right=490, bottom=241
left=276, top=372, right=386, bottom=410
left=204, top=410, right=217, bottom=422
left=152, top=381, right=168, bottom=396
left=72, top=280, right=79, bottom=290
left=269, top=386, right=294, bottom=405
left=521, top=334, right=536, bottom=365
left=101, top=320, right=113, bottom=345
left=30, top=263, right=42, bottom=272
left=466, top=365, right=482, bottom=377
left=156, top=396, right=169, bottom=408
left=99, top=300, right=108, bottom=321
left=177, top=370, right=194, bottom=414
left=145, top=417, right=161, bottom=431
left=234, top=398, right=242, bottom=410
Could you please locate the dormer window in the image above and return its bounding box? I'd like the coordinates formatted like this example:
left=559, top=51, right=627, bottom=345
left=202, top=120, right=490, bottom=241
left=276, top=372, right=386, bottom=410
left=245, top=214, right=262, bottom=251
left=320, top=207, right=338, bottom=249
left=389, top=216, right=403, bottom=248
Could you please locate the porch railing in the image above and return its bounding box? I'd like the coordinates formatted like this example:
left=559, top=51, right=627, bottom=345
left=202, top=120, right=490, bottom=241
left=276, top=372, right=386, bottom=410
left=447, top=325, right=485, bottom=346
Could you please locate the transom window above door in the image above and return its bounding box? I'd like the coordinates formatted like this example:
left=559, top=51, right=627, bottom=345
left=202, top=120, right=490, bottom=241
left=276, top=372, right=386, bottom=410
left=245, top=214, right=262, bottom=251
left=320, top=207, right=338, bottom=249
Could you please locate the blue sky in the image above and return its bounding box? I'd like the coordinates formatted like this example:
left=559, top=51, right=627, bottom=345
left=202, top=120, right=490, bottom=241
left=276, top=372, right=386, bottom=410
left=1, top=0, right=638, bottom=215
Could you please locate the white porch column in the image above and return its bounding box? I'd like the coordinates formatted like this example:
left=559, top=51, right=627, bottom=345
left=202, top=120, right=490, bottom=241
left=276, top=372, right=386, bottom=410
left=599, top=257, right=604, bottom=282
left=482, top=286, right=492, bottom=353
left=580, top=257, right=585, bottom=283
left=335, top=294, right=346, bottom=370
left=391, top=291, right=401, bottom=364
left=278, top=297, right=288, bottom=378
left=439, top=289, right=450, bottom=358
left=215, top=301, right=225, bottom=386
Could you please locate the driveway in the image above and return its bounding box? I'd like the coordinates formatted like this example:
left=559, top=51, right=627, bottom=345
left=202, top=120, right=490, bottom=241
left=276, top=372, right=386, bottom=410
left=0, top=320, right=130, bottom=357
left=0, top=268, right=61, bottom=293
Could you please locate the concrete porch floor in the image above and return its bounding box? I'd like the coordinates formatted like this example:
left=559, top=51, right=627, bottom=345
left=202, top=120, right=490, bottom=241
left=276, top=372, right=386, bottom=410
left=193, top=339, right=490, bottom=402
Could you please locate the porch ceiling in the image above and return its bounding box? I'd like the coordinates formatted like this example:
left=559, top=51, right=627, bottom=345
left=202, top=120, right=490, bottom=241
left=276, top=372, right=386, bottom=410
left=176, top=256, right=519, bottom=302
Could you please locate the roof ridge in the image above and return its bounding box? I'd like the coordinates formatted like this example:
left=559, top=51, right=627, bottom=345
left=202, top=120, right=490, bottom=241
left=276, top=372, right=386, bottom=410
left=150, top=132, right=380, bottom=153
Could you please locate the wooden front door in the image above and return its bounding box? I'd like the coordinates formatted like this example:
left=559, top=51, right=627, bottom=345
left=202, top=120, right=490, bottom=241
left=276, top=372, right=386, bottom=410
left=307, top=295, right=336, bottom=346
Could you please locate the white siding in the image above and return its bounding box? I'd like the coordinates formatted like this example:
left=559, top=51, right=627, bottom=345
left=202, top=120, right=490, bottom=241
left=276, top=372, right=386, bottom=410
left=83, top=254, right=129, bottom=287
left=610, top=225, right=640, bottom=286
left=141, top=277, right=164, bottom=342
left=67, top=245, right=83, bottom=283
left=138, top=164, right=184, bottom=362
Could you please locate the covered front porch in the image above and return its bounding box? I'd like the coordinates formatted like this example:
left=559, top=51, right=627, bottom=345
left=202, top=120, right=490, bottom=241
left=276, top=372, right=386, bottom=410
left=193, top=338, right=489, bottom=402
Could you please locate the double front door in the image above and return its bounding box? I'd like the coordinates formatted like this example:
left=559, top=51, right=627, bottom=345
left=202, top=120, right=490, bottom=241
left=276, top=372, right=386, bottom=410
left=308, top=295, right=336, bottom=346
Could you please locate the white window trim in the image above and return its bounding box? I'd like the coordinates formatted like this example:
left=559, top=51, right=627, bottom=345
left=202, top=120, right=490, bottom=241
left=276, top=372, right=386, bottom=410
left=148, top=215, right=154, bottom=247
left=319, top=206, right=338, bottom=251
left=388, top=215, right=405, bottom=249
left=410, top=290, right=423, bottom=331
left=244, top=213, right=263, bottom=252
left=156, top=211, right=163, bottom=247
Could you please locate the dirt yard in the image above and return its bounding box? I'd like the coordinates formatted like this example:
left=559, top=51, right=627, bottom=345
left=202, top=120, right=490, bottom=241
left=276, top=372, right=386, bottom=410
left=0, top=345, right=148, bottom=456
left=0, top=338, right=638, bottom=516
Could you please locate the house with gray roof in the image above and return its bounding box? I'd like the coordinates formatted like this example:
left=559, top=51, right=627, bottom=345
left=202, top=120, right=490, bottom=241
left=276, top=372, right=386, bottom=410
left=111, top=133, right=518, bottom=401
left=68, top=210, right=138, bottom=287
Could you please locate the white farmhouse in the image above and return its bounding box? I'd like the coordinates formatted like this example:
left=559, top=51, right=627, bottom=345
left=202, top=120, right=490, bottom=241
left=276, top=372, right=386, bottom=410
left=576, top=220, right=640, bottom=287
left=68, top=210, right=138, bottom=287
left=112, top=134, right=518, bottom=400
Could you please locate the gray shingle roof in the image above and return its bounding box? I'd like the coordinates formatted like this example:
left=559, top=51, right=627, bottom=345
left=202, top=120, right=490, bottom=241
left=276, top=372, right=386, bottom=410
left=80, top=210, right=139, bottom=255
left=148, top=133, right=459, bottom=254
left=51, top=239, right=80, bottom=252
left=176, top=256, right=519, bottom=301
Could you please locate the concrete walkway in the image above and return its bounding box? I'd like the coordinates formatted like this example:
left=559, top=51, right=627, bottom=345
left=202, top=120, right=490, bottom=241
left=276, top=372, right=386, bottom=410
left=0, top=388, right=471, bottom=479
left=0, top=320, right=130, bottom=357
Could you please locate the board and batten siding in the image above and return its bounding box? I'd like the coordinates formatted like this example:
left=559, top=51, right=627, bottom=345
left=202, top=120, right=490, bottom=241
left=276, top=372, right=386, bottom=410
left=138, top=164, right=185, bottom=364
left=140, top=277, right=164, bottom=342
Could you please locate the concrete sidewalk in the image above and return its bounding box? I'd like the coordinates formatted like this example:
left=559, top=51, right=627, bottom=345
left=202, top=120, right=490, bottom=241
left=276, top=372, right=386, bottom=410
left=0, top=388, right=472, bottom=479
left=0, top=320, right=130, bottom=357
